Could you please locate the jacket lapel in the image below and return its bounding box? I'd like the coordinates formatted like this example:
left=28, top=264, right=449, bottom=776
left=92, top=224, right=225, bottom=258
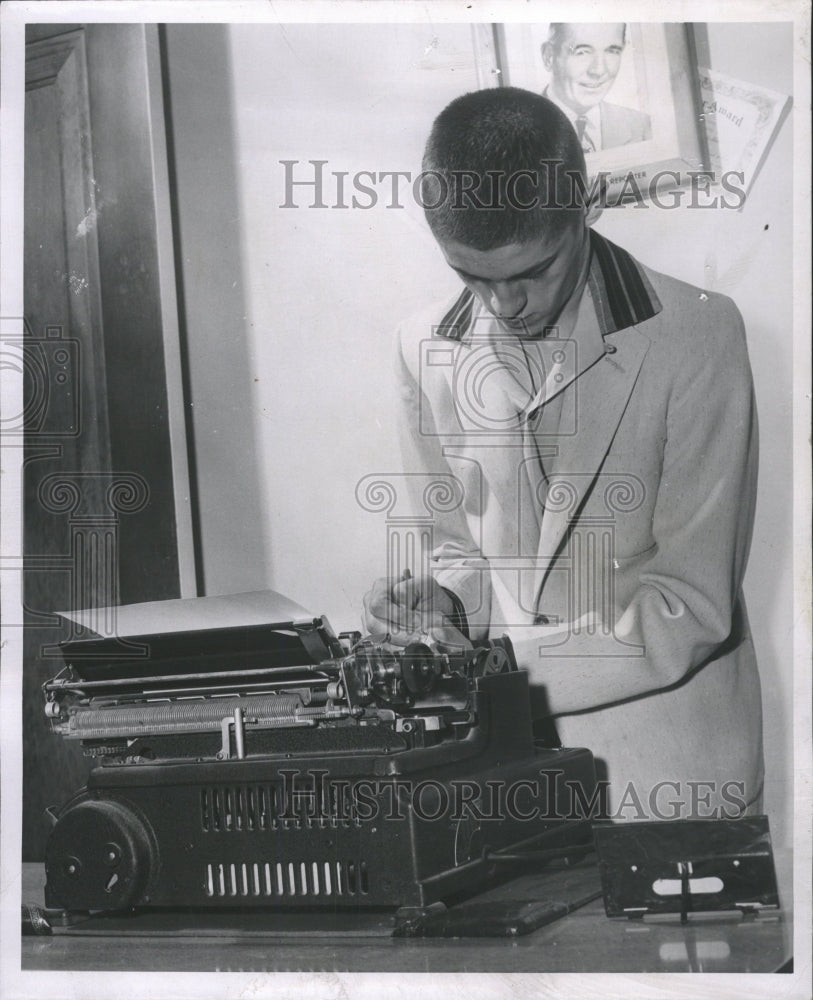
left=532, top=325, right=651, bottom=603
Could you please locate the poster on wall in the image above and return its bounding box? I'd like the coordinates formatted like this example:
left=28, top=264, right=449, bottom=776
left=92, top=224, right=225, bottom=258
left=0, top=2, right=809, bottom=999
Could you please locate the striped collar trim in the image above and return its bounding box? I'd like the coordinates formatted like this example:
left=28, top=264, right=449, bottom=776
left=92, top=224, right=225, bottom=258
left=587, top=229, right=662, bottom=335
left=433, top=230, right=662, bottom=342
left=433, top=286, right=476, bottom=341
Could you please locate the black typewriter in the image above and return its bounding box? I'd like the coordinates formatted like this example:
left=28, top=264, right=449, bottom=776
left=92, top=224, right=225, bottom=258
left=42, top=591, right=596, bottom=915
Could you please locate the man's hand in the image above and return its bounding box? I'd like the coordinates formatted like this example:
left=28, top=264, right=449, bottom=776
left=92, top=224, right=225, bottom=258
left=362, top=576, right=472, bottom=651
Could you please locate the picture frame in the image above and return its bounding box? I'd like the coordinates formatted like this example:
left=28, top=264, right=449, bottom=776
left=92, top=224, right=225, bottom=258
left=475, top=22, right=709, bottom=206
left=698, top=65, right=793, bottom=196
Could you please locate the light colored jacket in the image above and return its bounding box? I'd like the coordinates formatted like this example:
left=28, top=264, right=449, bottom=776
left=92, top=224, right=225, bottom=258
left=393, top=229, right=764, bottom=819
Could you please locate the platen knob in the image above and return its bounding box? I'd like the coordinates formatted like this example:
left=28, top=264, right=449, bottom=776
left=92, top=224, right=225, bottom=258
left=45, top=797, right=155, bottom=911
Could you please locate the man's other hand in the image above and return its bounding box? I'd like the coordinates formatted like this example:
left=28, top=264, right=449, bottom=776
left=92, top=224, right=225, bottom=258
left=362, top=576, right=472, bottom=651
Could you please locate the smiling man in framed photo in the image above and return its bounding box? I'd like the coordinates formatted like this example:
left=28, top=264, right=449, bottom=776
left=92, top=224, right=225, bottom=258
left=541, top=22, right=652, bottom=151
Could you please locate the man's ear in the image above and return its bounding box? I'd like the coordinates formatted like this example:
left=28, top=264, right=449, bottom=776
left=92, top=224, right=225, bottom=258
left=540, top=42, right=554, bottom=73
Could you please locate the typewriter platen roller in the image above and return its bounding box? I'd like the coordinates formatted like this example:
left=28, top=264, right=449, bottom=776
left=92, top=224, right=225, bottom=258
left=43, top=591, right=596, bottom=913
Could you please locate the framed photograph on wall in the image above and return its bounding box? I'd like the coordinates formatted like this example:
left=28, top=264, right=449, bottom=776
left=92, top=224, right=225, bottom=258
left=478, top=22, right=709, bottom=206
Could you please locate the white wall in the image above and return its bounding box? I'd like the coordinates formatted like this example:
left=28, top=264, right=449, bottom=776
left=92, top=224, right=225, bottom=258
left=225, top=23, right=477, bottom=619
left=170, top=22, right=795, bottom=845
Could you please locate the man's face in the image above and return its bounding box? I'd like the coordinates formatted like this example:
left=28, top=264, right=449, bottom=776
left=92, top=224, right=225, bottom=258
left=437, top=219, right=590, bottom=339
left=544, top=24, right=626, bottom=115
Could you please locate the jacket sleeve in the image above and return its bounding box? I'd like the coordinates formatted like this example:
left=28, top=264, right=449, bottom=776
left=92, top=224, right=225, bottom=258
left=394, top=325, right=492, bottom=639
left=507, top=297, right=759, bottom=714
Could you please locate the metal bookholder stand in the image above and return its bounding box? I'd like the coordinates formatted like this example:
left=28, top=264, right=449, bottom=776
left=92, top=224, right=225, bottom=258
left=594, top=815, right=780, bottom=922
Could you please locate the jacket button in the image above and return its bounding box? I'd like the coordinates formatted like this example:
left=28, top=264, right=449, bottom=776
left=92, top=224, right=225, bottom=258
left=605, top=343, right=618, bottom=355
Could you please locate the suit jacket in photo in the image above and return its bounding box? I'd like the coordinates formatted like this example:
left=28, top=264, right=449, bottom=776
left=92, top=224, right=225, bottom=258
left=542, top=86, right=652, bottom=150
left=599, top=99, right=652, bottom=148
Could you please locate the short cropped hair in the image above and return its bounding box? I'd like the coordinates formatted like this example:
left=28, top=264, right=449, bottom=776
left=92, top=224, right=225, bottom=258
left=421, top=87, right=587, bottom=251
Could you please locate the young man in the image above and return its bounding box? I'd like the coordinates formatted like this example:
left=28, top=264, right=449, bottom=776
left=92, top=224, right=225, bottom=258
left=363, top=87, right=763, bottom=821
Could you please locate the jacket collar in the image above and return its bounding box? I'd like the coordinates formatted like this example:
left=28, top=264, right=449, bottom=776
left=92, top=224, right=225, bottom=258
left=434, top=229, right=662, bottom=343
left=586, top=229, right=662, bottom=334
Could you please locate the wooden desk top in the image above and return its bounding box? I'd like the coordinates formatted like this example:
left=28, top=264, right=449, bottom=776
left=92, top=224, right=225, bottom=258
left=20, top=851, right=793, bottom=974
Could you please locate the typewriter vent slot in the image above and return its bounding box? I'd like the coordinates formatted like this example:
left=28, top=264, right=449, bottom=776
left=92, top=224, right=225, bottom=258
left=201, top=785, right=280, bottom=833
left=201, top=783, right=363, bottom=833
left=204, top=860, right=370, bottom=898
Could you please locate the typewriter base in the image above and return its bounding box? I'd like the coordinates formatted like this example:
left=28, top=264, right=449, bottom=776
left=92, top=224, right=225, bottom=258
left=32, top=854, right=602, bottom=938
left=22, top=852, right=795, bottom=973
left=44, top=744, right=597, bottom=912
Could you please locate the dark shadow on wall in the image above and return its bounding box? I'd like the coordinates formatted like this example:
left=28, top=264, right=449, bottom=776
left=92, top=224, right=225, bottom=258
left=161, top=24, right=271, bottom=595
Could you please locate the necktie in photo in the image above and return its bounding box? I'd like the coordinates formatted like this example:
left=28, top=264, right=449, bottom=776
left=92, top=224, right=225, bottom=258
left=575, top=116, right=595, bottom=153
